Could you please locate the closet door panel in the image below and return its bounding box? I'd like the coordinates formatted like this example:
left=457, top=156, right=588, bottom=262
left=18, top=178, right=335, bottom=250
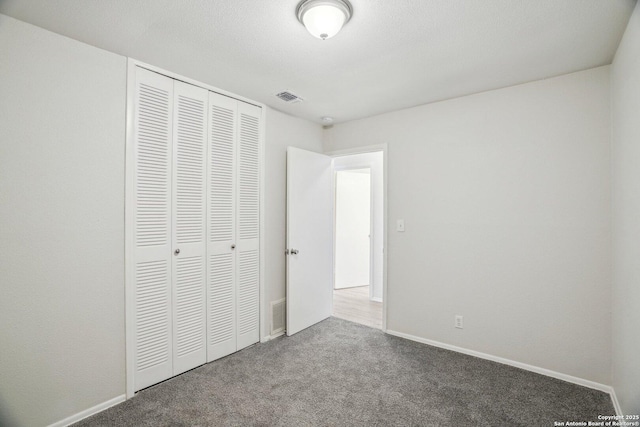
left=207, top=92, right=238, bottom=361
left=236, top=101, right=261, bottom=350
left=172, top=81, right=208, bottom=375
left=237, top=244, right=259, bottom=349
left=133, top=68, right=174, bottom=391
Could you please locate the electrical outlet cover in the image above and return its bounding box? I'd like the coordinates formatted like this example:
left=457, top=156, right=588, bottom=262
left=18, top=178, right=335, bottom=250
left=455, top=315, right=463, bottom=329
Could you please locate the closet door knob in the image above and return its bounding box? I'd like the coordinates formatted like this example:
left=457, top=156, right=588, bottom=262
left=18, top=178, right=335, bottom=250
left=174, top=249, right=180, bottom=255
left=231, top=244, right=236, bottom=250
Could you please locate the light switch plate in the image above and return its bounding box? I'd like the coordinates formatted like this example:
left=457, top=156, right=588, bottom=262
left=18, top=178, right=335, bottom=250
left=397, top=219, right=405, bottom=232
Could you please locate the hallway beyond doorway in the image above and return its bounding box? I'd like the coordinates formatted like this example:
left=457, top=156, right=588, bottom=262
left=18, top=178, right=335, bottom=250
left=332, top=286, right=382, bottom=329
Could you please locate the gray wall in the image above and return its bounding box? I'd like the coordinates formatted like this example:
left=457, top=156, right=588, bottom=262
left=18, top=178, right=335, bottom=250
left=0, top=15, right=127, bottom=426
left=324, top=67, right=612, bottom=385
left=611, top=1, right=640, bottom=416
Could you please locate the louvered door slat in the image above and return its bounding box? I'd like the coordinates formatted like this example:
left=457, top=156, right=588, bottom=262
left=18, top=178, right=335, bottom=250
left=209, top=101, right=235, bottom=244
left=238, top=109, right=260, bottom=241
left=207, top=92, right=238, bottom=362
left=236, top=101, right=261, bottom=350
left=237, top=249, right=259, bottom=336
left=133, top=68, right=174, bottom=391
left=172, top=81, right=207, bottom=375
left=208, top=253, right=236, bottom=360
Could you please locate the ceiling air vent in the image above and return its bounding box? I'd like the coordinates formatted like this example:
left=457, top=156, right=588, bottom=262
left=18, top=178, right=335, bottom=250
left=275, top=90, right=304, bottom=104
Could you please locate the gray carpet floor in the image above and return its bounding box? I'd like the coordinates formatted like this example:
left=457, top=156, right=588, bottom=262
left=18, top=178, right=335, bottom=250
left=76, top=317, right=614, bottom=426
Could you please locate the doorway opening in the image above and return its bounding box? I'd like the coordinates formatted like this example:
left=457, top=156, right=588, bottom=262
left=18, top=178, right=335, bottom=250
left=331, top=151, right=384, bottom=329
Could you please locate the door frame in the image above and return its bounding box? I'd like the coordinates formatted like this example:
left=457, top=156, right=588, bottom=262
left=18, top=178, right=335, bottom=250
left=332, top=167, right=373, bottom=297
left=124, top=58, right=266, bottom=399
left=325, top=144, right=388, bottom=332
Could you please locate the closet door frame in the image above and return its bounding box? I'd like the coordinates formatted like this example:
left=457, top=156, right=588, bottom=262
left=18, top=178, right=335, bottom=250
left=125, top=59, right=266, bottom=399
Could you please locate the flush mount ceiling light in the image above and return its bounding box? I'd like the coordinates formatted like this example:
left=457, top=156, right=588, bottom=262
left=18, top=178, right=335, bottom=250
left=296, top=0, right=353, bottom=40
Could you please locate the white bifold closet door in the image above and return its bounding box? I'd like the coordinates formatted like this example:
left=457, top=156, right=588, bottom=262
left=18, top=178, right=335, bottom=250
left=132, top=68, right=208, bottom=391
left=132, top=68, right=174, bottom=391
left=171, top=80, right=208, bottom=376
left=207, top=93, right=260, bottom=362
left=236, top=100, right=261, bottom=350
left=207, top=92, right=237, bottom=361
left=131, top=66, right=260, bottom=392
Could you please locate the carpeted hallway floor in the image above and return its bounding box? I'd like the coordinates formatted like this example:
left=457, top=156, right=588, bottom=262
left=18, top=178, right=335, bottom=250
left=76, top=317, right=614, bottom=426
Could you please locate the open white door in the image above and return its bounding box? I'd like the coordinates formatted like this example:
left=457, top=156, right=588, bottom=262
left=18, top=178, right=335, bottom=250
left=286, top=147, right=333, bottom=336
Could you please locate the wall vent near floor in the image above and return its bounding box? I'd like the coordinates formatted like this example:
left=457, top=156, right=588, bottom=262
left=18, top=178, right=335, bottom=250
left=271, top=298, right=286, bottom=336
left=275, top=90, right=304, bottom=103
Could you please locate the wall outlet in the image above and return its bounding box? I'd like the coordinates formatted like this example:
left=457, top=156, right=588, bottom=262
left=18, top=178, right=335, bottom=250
left=455, top=315, right=463, bottom=329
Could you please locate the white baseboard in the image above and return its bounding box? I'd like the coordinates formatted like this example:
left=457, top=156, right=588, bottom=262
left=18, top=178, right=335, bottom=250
left=261, top=331, right=285, bottom=343
left=371, top=297, right=382, bottom=303
left=48, top=394, right=126, bottom=427
left=610, top=387, right=623, bottom=416
left=385, top=329, right=616, bottom=397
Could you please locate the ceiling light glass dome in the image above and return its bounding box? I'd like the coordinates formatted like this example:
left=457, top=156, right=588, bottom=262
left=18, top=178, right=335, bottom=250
left=296, top=0, right=353, bottom=40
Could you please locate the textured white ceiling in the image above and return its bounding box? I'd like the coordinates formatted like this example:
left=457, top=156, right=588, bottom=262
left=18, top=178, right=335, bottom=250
left=0, top=1, right=635, bottom=124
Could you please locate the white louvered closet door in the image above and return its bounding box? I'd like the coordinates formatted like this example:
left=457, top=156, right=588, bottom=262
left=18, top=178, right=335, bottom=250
left=236, top=101, right=261, bottom=350
left=207, top=92, right=238, bottom=362
left=130, top=66, right=263, bottom=394
left=132, top=68, right=174, bottom=391
left=171, top=81, right=208, bottom=375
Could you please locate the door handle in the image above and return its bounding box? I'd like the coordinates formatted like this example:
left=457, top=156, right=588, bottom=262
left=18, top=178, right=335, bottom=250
left=174, top=249, right=180, bottom=255
left=231, top=244, right=236, bottom=250
left=290, top=249, right=299, bottom=255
